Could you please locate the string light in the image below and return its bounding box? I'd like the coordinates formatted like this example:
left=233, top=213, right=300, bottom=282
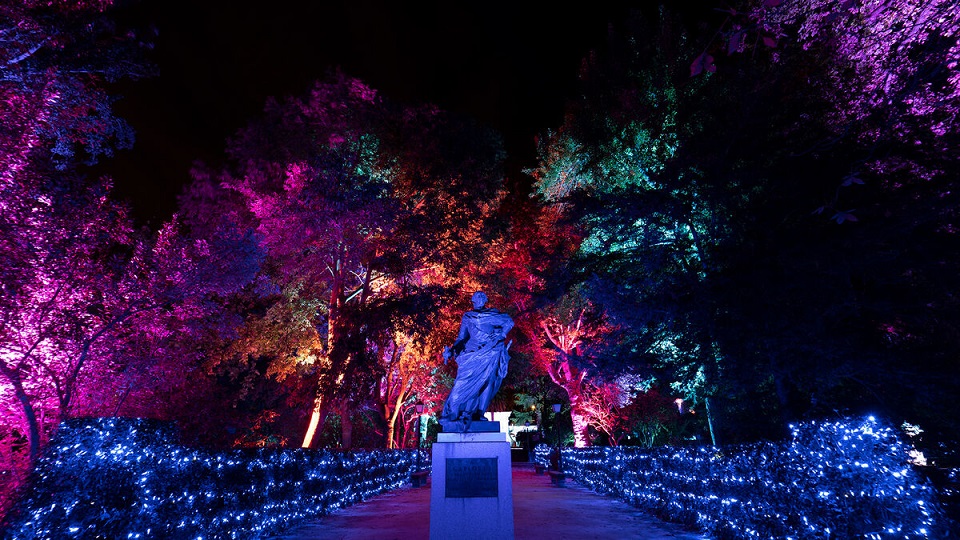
left=4, top=418, right=428, bottom=539
left=535, top=416, right=952, bottom=538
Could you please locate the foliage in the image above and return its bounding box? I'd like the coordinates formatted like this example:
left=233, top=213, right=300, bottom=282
left=697, top=0, right=960, bottom=154
left=1, top=417, right=427, bottom=538
left=0, top=0, right=155, bottom=486
left=536, top=415, right=955, bottom=539
left=0, top=0, right=154, bottom=173
left=185, top=70, right=508, bottom=448
left=0, top=167, right=258, bottom=472
left=529, top=2, right=960, bottom=445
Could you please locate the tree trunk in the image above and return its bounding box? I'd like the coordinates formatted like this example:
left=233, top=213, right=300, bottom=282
left=705, top=396, right=717, bottom=446
left=568, top=396, right=590, bottom=448
left=385, top=389, right=408, bottom=449
left=381, top=343, right=409, bottom=450
left=385, top=411, right=397, bottom=449
left=302, top=260, right=344, bottom=449
left=0, top=362, right=40, bottom=464
left=340, top=403, right=353, bottom=450
left=301, top=394, right=327, bottom=448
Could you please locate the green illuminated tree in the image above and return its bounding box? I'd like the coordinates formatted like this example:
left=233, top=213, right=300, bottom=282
left=530, top=8, right=731, bottom=442
left=532, top=3, right=960, bottom=445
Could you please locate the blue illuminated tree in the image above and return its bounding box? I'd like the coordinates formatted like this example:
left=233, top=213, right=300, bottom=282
left=530, top=9, right=732, bottom=443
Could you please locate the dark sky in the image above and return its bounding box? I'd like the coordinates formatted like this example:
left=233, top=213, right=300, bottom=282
left=93, top=1, right=714, bottom=226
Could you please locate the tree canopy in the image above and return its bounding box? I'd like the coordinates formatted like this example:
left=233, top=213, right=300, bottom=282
left=2, top=0, right=958, bottom=482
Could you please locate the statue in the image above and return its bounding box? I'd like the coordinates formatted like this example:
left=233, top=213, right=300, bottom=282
left=439, top=291, right=514, bottom=432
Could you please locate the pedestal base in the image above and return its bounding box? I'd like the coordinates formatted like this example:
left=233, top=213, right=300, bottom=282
left=429, top=432, right=514, bottom=540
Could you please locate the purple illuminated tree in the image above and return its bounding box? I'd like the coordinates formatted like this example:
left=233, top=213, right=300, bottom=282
left=0, top=175, right=257, bottom=470
left=1, top=0, right=156, bottom=474
left=693, top=0, right=960, bottom=221
left=0, top=0, right=154, bottom=176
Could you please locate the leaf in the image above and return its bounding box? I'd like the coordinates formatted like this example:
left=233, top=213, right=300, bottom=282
left=763, top=0, right=782, bottom=7
left=728, top=30, right=744, bottom=55
left=762, top=36, right=778, bottom=48
left=831, top=211, right=858, bottom=224
left=690, top=53, right=716, bottom=76
left=690, top=53, right=705, bottom=76
left=841, top=174, right=864, bottom=186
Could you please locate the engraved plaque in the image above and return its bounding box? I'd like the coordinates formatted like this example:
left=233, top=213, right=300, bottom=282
left=445, top=457, right=498, bottom=498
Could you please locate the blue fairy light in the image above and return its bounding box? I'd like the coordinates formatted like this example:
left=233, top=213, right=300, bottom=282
left=2, top=417, right=429, bottom=539
left=535, top=415, right=953, bottom=538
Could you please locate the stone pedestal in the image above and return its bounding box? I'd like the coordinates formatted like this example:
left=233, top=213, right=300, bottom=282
left=429, top=431, right=514, bottom=540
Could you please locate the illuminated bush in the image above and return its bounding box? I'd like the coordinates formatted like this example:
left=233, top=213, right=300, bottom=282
left=2, top=417, right=427, bottom=539
left=536, top=416, right=953, bottom=539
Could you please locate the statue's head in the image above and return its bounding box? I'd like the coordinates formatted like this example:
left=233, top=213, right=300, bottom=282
left=471, top=291, right=488, bottom=309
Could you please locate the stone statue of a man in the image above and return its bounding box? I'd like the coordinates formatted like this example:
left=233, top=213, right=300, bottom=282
left=439, top=291, right=514, bottom=432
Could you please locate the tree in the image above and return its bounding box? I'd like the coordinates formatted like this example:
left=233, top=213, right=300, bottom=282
left=0, top=0, right=154, bottom=177
left=1, top=0, right=156, bottom=474
left=529, top=8, right=733, bottom=442
left=0, top=172, right=258, bottom=466
left=686, top=0, right=960, bottom=442
left=577, top=379, right=631, bottom=446
left=193, top=70, right=508, bottom=449
left=620, top=384, right=688, bottom=448
left=531, top=3, right=960, bottom=445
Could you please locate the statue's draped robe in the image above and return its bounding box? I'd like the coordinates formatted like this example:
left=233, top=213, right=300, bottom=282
left=441, top=307, right=514, bottom=423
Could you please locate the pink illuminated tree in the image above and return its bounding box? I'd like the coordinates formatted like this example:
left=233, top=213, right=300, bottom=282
left=193, top=71, right=507, bottom=449
left=0, top=174, right=257, bottom=467
left=1, top=0, right=157, bottom=473
left=531, top=291, right=617, bottom=448
left=577, top=380, right=631, bottom=446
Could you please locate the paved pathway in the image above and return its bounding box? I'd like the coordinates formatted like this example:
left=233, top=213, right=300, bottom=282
left=268, top=463, right=708, bottom=539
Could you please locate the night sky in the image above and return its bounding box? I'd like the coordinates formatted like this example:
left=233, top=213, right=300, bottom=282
left=92, top=1, right=717, bottom=226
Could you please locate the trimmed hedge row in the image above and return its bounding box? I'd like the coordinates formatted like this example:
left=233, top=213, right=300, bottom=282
left=535, top=416, right=954, bottom=539
left=2, top=417, right=427, bottom=539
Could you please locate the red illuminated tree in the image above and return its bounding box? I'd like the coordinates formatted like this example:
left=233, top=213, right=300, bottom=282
left=620, top=385, right=685, bottom=448
left=193, top=71, right=507, bottom=449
